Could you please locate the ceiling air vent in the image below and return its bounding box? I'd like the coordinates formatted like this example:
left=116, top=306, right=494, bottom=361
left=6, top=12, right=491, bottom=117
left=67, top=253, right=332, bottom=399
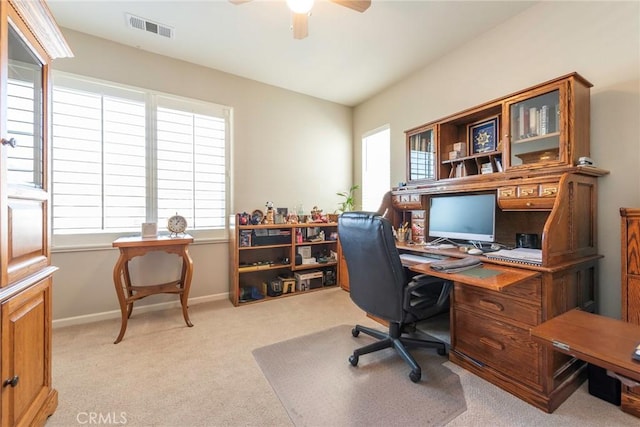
left=126, top=13, right=174, bottom=39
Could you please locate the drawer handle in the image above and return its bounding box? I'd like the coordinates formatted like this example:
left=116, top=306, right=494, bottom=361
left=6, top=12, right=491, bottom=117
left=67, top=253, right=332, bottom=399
left=480, top=337, right=505, bottom=351
left=500, top=189, right=514, bottom=197
left=479, top=299, right=504, bottom=312
left=542, top=187, right=557, bottom=196
left=520, top=189, right=535, bottom=196
left=3, top=375, right=19, bottom=388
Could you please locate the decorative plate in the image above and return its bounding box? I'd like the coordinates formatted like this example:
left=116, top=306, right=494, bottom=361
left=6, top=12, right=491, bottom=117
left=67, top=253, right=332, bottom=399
left=251, top=209, right=264, bottom=225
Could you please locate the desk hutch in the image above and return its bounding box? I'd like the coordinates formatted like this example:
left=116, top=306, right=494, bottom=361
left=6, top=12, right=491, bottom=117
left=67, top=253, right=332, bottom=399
left=381, top=73, right=608, bottom=413
left=0, top=0, right=72, bottom=424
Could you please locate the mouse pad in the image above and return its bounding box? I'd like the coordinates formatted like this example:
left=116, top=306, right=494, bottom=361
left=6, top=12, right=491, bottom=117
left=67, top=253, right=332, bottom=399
left=457, top=267, right=501, bottom=279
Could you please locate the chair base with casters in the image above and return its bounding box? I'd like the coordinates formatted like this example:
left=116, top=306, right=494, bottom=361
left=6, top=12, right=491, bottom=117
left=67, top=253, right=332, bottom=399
left=348, top=321, right=447, bottom=383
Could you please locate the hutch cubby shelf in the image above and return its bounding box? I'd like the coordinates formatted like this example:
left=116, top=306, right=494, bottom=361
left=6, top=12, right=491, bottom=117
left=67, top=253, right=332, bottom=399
left=229, top=219, right=340, bottom=306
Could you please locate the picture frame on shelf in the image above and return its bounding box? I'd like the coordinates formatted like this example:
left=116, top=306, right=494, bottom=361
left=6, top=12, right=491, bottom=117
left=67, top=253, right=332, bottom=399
left=469, top=116, right=499, bottom=154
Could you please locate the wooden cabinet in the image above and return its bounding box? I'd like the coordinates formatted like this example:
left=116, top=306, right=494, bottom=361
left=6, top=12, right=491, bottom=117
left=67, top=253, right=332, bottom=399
left=228, top=219, right=340, bottom=306
left=403, top=73, right=591, bottom=185
left=620, top=208, right=640, bottom=416
left=381, top=73, right=607, bottom=413
left=0, top=1, right=71, bottom=424
left=1, top=272, right=55, bottom=426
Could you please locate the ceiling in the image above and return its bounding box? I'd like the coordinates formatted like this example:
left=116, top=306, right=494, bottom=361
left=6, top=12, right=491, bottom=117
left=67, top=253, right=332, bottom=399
left=46, top=0, right=536, bottom=107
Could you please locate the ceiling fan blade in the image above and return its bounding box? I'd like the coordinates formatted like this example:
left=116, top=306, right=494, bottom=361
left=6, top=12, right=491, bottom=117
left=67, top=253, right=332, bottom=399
left=330, top=0, right=371, bottom=13
left=228, top=0, right=253, bottom=5
left=291, top=13, right=308, bottom=39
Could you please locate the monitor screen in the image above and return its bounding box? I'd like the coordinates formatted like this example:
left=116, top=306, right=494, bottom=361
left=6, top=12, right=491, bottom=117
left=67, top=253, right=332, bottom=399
left=428, top=193, right=496, bottom=243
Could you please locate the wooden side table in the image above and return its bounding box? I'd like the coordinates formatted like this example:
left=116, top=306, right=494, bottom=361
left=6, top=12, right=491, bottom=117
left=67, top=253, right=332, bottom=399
left=112, top=234, right=194, bottom=343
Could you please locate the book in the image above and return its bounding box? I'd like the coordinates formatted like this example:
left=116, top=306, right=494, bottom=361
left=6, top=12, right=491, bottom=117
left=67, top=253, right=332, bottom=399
left=540, top=105, right=549, bottom=135
left=529, top=107, right=538, bottom=136
left=518, top=105, right=526, bottom=138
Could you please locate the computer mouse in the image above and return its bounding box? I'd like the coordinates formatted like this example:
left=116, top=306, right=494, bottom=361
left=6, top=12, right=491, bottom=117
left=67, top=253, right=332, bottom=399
left=467, top=248, right=483, bottom=255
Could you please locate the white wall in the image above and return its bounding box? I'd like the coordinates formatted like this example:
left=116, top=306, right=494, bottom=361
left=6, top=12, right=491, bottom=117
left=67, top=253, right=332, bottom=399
left=51, top=29, right=353, bottom=322
left=353, top=1, right=640, bottom=318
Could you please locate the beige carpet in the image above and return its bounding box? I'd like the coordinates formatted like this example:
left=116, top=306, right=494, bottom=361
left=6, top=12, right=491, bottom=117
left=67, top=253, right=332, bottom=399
left=253, top=324, right=466, bottom=426
left=46, top=288, right=640, bottom=426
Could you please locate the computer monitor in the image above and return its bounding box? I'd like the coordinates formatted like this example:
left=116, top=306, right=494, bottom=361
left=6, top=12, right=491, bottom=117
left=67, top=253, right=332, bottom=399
left=428, top=193, right=496, bottom=243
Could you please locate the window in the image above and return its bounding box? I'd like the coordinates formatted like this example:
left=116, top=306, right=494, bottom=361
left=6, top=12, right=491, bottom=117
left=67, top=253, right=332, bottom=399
left=361, top=126, right=390, bottom=211
left=50, top=73, right=230, bottom=246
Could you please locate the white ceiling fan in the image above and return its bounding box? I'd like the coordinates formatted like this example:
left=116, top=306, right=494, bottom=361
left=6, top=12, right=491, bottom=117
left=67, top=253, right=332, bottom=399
left=229, top=0, right=371, bottom=39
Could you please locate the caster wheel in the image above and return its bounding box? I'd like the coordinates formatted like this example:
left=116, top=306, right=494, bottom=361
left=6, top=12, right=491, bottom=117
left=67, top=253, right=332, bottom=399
left=437, top=347, right=447, bottom=356
left=349, top=354, right=359, bottom=366
left=409, top=370, right=421, bottom=383
left=352, top=328, right=360, bottom=337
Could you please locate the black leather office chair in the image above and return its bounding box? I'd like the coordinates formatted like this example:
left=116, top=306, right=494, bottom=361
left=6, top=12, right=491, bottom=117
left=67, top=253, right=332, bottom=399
left=338, top=211, right=452, bottom=382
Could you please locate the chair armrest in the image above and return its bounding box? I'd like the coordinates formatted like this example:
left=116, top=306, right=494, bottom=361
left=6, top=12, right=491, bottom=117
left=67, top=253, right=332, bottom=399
left=403, top=275, right=453, bottom=318
left=406, top=274, right=444, bottom=294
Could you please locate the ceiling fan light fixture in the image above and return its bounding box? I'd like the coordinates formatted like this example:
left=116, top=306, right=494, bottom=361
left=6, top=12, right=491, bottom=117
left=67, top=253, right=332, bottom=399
left=286, top=0, right=314, bottom=14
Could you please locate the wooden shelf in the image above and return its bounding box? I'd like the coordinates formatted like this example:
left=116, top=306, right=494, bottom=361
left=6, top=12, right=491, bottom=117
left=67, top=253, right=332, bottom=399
left=229, top=220, right=340, bottom=306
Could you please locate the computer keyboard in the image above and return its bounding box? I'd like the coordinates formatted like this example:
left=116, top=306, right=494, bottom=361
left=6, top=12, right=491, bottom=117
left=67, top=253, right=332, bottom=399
left=424, top=243, right=456, bottom=249
left=399, top=253, right=447, bottom=265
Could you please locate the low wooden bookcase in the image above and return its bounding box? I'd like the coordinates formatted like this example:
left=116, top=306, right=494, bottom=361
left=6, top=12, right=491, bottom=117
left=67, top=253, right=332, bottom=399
left=228, top=219, right=340, bottom=306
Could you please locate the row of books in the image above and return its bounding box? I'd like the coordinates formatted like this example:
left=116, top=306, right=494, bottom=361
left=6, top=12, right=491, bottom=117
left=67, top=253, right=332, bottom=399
left=515, top=104, right=559, bottom=140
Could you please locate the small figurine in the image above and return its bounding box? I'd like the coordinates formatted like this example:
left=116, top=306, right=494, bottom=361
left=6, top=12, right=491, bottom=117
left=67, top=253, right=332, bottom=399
left=286, top=212, right=299, bottom=224
left=264, top=201, right=274, bottom=224
left=238, top=212, right=249, bottom=225
left=311, top=205, right=327, bottom=222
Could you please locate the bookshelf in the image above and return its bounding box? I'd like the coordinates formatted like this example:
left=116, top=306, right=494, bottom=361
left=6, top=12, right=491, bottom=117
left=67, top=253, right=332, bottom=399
left=229, top=219, right=340, bottom=306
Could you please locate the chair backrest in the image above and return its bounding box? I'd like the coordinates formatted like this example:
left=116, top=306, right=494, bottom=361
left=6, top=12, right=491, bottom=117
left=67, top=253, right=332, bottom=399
left=338, top=211, right=406, bottom=323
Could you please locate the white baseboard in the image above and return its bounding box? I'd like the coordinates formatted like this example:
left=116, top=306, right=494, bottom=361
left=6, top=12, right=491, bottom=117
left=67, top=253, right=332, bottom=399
left=52, top=292, right=229, bottom=329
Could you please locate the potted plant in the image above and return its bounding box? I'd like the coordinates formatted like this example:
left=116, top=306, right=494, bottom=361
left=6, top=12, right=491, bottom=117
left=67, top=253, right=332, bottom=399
left=336, top=184, right=359, bottom=213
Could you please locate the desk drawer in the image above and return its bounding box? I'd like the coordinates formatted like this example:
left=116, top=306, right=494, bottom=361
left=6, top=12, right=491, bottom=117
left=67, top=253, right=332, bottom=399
left=454, top=285, right=541, bottom=326
left=454, top=308, right=542, bottom=389
left=392, top=193, right=422, bottom=210
left=497, top=183, right=557, bottom=211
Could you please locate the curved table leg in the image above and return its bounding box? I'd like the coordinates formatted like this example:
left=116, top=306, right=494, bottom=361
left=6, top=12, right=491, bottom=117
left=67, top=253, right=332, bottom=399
left=112, top=251, right=130, bottom=344
left=180, top=247, right=194, bottom=327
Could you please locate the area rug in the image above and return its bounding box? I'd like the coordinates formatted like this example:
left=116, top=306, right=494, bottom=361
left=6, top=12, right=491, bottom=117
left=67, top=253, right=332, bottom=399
left=252, top=324, right=466, bottom=426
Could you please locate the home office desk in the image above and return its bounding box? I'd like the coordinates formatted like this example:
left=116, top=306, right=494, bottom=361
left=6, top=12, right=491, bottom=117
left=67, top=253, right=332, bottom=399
left=112, top=234, right=194, bottom=344
left=393, top=242, right=602, bottom=413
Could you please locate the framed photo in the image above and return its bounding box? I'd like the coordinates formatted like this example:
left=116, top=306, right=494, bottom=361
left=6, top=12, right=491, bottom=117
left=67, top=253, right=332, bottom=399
left=468, top=116, right=499, bottom=154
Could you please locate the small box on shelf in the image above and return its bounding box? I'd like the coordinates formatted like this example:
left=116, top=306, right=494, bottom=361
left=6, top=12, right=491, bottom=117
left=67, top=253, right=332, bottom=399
left=295, top=270, right=323, bottom=291
left=453, top=142, right=467, bottom=156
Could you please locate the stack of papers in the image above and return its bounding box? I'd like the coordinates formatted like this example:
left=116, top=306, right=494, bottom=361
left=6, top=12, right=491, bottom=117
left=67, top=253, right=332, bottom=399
left=485, top=248, right=542, bottom=265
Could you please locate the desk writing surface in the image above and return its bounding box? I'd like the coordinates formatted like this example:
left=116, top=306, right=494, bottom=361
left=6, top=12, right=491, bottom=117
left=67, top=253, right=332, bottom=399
left=409, top=262, right=539, bottom=291
left=531, top=309, right=640, bottom=382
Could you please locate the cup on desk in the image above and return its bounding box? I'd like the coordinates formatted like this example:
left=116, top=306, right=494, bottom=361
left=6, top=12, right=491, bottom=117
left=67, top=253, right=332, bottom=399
left=397, top=230, right=407, bottom=243
left=516, top=233, right=539, bottom=249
